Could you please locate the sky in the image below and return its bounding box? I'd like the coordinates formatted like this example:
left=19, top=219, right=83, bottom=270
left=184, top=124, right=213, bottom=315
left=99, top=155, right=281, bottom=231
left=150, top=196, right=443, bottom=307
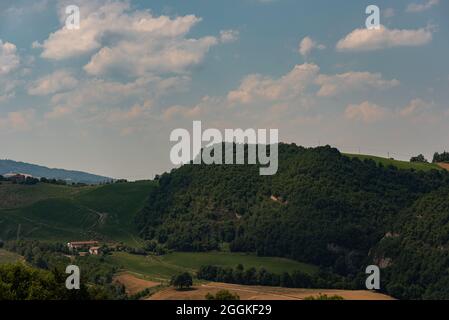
left=0, top=0, right=449, bottom=180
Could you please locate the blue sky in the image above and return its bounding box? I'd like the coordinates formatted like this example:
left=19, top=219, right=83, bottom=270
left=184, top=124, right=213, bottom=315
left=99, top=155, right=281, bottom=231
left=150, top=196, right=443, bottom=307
left=0, top=0, right=448, bottom=179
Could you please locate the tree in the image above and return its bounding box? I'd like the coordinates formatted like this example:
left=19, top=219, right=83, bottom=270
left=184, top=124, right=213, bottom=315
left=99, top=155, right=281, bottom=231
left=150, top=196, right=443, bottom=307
left=206, top=290, right=240, bottom=300
left=433, top=152, right=449, bottom=163
left=410, top=154, right=428, bottom=163
left=171, top=272, right=193, bottom=290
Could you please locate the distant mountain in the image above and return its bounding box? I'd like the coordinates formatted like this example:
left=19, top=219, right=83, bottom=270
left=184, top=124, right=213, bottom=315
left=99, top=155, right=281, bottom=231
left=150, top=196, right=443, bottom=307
left=0, top=159, right=112, bottom=184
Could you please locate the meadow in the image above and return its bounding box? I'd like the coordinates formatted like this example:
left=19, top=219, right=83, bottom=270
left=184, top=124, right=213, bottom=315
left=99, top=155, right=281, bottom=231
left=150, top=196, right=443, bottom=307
left=106, top=251, right=318, bottom=282
left=344, top=153, right=442, bottom=171
left=0, top=249, right=22, bottom=264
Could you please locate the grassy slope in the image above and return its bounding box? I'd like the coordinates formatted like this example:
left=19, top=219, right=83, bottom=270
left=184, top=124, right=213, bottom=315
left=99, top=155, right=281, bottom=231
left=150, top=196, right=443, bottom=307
left=344, top=153, right=441, bottom=171
left=0, top=249, right=22, bottom=264
left=0, top=181, right=156, bottom=245
left=106, top=251, right=318, bottom=282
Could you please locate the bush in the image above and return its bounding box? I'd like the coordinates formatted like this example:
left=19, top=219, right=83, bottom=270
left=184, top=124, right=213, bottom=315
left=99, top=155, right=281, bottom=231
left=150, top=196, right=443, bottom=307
left=206, top=290, right=240, bottom=300
left=410, top=154, right=428, bottom=163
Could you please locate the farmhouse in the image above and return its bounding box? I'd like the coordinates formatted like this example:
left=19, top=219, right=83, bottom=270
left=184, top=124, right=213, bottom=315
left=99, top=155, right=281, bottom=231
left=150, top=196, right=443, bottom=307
left=67, top=241, right=99, bottom=250
left=89, top=246, right=101, bottom=255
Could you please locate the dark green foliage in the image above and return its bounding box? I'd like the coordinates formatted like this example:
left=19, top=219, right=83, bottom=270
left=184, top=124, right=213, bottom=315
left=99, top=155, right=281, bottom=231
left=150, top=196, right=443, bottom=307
left=197, top=264, right=349, bottom=289
left=410, top=154, right=428, bottom=163
left=206, top=290, right=240, bottom=300
left=136, top=144, right=449, bottom=299
left=433, top=151, right=449, bottom=163
left=171, top=272, right=193, bottom=290
left=0, top=263, right=92, bottom=300
left=3, top=241, right=126, bottom=300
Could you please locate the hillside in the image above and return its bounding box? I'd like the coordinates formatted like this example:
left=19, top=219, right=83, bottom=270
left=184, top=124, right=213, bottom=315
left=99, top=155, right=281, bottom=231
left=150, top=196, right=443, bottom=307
left=136, top=144, right=449, bottom=299
left=0, top=159, right=112, bottom=184
left=0, top=180, right=156, bottom=245
left=344, top=153, right=442, bottom=171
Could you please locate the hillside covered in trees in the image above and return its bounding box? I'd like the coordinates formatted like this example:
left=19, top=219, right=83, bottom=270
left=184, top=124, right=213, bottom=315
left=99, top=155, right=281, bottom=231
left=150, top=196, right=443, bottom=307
left=136, top=144, right=449, bottom=299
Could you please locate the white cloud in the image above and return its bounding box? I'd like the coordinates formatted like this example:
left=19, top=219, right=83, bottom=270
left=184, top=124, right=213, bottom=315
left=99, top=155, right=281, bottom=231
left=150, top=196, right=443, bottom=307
left=345, top=101, right=387, bottom=123
left=0, top=40, right=20, bottom=75
left=399, top=98, right=432, bottom=117
left=45, top=75, right=188, bottom=120
left=406, top=0, right=439, bottom=13
left=336, top=25, right=432, bottom=52
left=228, top=63, right=320, bottom=104
left=0, top=109, right=35, bottom=131
left=299, top=36, right=325, bottom=57
left=227, top=63, right=399, bottom=104
left=0, top=79, right=19, bottom=103
left=316, top=72, right=399, bottom=97
left=28, top=70, right=79, bottom=96
left=220, top=30, right=240, bottom=43
left=37, top=1, right=220, bottom=77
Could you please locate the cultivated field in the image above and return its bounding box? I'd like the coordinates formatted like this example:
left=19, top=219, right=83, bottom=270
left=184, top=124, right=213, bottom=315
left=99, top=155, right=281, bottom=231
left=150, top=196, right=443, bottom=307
left=437, top=163, right=449, bottom=171
left=113, top=272, right=160, bottom=295
left=149, top=282, right=394, bottom=301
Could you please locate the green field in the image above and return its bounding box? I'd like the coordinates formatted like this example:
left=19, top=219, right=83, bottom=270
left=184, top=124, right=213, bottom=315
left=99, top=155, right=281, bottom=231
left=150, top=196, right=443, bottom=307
left=0, top=249, right=22, bottom=264
left=106, top=251, right=318, bottom=282
left=344, top=153, right=441, bottom=171
left=0, top=181, right=156, bottom=245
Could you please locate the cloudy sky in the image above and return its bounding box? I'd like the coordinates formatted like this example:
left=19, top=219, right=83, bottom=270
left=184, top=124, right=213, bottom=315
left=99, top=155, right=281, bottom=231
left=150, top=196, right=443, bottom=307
left=1, top=0, right=448, bottom=180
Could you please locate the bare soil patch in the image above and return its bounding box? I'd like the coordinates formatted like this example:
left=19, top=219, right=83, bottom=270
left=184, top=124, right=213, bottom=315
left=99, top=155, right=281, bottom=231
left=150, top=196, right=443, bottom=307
left=148, top=282, right=394, bottom=300
left=437, top=163, right=449, bottom=171
left=113, top=272, right=161, bottom=295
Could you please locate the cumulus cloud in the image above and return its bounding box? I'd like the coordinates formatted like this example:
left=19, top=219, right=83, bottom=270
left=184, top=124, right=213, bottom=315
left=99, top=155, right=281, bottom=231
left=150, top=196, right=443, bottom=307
left=227, top=63, right=399, bottom=104
left=45, top=75, right=188, bottom=120
left=345, top=101, right=387, bottom=123
left=298, top=36, right=325, bottom=57
left=399, top=98, right=432, bottom=117
left=316, top=72, right=399, bottom=97
left=36, top=0, right=220, bottom=77
left=0, top=40, right=20, bottom=75
left=228, top=63, right=320, bottom=104
left=406, top=0, right=439, bottom=13
left=28, top=70, right=79, bottom=96
left=336, top=25, right=432, bottom=52
left=0, top=79, right=19, bottom=103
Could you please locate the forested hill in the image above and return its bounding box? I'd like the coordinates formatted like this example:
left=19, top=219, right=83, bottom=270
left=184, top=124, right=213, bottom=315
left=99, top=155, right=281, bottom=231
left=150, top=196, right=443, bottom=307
left=0, top=159, right=111, bottom=184
left=136, top=144, right=449, bottom=299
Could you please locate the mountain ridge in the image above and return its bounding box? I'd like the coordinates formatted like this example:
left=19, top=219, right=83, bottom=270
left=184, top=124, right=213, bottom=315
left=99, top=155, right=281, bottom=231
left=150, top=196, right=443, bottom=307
left=0, top=159, right=112, bottom=184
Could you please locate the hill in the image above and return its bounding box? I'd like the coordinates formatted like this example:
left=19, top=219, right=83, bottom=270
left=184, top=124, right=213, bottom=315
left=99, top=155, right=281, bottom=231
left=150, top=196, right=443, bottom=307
left=136, top=144, right=449, bottom=299
left=0, top=159, right=112, bottom=184
left=0, top=180, right=156, bottom=245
